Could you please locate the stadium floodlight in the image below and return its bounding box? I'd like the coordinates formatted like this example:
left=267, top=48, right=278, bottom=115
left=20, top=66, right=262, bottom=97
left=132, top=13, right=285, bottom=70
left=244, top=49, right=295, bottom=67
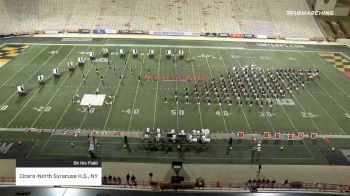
left=132, top=49, right=138, bottom=57
left=89, top=52, right=96, bottom=60
left=148, top=49, right=154, bottom=57
left=166, top=50, right=171, bottom=58
left=53, top=68, right=60, bottom=78
left=119, top=49, right=125, bottom=57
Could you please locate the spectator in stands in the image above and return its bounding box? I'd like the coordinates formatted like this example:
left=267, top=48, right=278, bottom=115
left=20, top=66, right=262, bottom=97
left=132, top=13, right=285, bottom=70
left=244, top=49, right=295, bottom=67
left=113, top=176, right=117, bottom=184
left=102, top=176, right=107, bottom=185
left=117, top=176, right=121, bottom=185
left=246, top=179, right=252, bottom=186
left=131, top=174, right=136, bottom=186
left=258, top=164, right=262, bottom=173
left=126, top=173, right=130, bottom=185
left=149, top=172, right=153, bottom=182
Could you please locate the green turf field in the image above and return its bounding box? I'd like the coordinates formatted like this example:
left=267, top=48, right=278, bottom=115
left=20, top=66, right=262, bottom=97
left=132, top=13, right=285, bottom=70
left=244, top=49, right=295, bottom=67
left=0, top=41, right=349, bottom=164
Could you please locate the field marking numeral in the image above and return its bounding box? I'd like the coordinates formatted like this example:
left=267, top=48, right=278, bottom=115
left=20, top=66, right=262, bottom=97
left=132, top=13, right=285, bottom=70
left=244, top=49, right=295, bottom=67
left=123, top=109, right=139, bottom=115
left=81, top=107, right=95, bottom=113
left=49, top=51, right=58, bottom=54
left=216, top=110, right=231, bottom=117
left=0, top=104, right=8, bottom=111
left=171, top=110, right=184, bottom=116
left=260, top=111, right=275, bottom=117
left=301, top=112, right=318, bottom=118
left=34, top=106, right=52, bottom=112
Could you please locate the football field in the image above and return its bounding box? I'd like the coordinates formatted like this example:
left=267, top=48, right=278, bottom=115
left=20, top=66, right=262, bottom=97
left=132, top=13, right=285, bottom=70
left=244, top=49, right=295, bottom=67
left=0, top=40, right=350, bottom=164
left=0, top=43, right=349, bottom=135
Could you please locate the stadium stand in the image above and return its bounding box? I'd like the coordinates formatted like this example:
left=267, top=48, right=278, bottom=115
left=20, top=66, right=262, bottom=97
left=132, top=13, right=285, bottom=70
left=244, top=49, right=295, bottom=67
left=0, top=0, right=324, bottom=38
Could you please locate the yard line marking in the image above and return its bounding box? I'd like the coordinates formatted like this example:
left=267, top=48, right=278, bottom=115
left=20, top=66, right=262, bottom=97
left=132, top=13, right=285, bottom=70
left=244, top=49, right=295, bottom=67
left=322, top=73, right=349, bottom=94
left=278, top=103, right=314, bottom=159
left=340, top=52, right=350, bottom=61
left=261, top=52, right=316, bottom=159
left=188, top=48, right=204, bottom=129
left=102, top=49, right=132, bottom=130
left=6, top=45, right=65, bottom=127
left=291, top=92, right=323, bottom=134
left=0, top=43, right=6, bottom=49
left=25, top=140, right=38, bottom=159
left=239, top=49, right=277, bottom=133
left=152, top=48, right=162, bottom=130
left=310, top=52, right=350, bottom=96
left=54, top=47, right=103, bottom=129
left=0, top=46, right=47, bottom=89
left=1, top=48, right=56, bottom=106
left=292, top=52, right=346, bottom=134
left=79, top=47, right=117, bottom=129
left=314, top=79, right=349, bottom=113
left=174, top=48, right=180, bottom=131
left=226, top=49, right=253, bottom=133
left=39, top=133, right=53, bottom=155
left=203, top=48, right=228, bottom=133
left=268, top=52, right=324, bottom=134
left=127, top=47, right=147, bottom=131
left=30, top=46, right=79, bottom=128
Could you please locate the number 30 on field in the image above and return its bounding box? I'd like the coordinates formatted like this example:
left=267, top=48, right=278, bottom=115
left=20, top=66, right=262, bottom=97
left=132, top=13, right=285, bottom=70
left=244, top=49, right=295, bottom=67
left=171, top=110, right=184, bottom=116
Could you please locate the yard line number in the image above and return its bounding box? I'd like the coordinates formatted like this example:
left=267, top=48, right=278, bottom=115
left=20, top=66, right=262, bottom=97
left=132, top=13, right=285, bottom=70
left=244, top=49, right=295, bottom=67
left=122, top=109, right=139, bottom=115
left=49, top=51, right=58, bottom=54
left=259, top=111, right=275, bottom=117
left=171, top=110, right=184, bottom=116
left=80, top=107, right=95, bottom=113
left=301, top=112, right=318, bottom=118
left=33, top=106, right=52, bottom=112
left=215, top=110, right=232, bottom=117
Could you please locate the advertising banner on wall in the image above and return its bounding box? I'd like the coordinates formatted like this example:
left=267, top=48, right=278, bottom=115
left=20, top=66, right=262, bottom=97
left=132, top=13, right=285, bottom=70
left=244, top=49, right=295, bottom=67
left=105, top=29, right=117, bottom=34
left=218, top=33, right=229, bottom=37
left=149, top=31, right=200, bottom=36
left=93, top=29, right=106, bottom=34
left=229, top=34, right=242, bottom=38
left=243, top=34, right=256, bottom=38
left=78, top=29, right=90, bottom=33
left=45, top=30, right=59, bottom=34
